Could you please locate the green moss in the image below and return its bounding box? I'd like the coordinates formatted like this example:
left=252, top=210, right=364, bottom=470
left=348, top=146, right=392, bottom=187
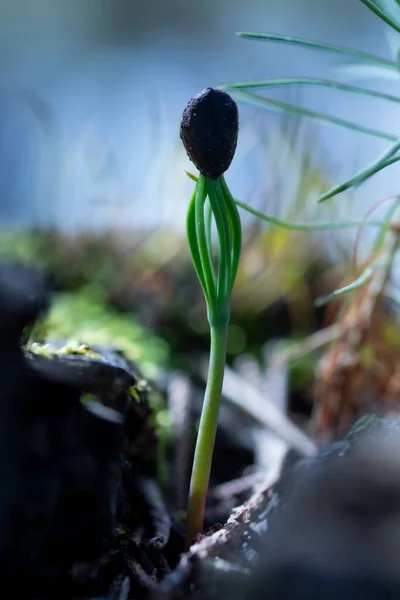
left=29, top=340, right=102, bottom=360
left=30, top=287, right=169, bottom=380
left=0, top=230, right=52, bottom=267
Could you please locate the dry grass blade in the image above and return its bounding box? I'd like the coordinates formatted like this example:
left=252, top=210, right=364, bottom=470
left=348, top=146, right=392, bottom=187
left=313, top=226, right=400, bottom=443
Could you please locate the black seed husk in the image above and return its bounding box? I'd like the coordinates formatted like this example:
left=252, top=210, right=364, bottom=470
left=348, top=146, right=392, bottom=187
left=180, top=87, right=239, bottom=180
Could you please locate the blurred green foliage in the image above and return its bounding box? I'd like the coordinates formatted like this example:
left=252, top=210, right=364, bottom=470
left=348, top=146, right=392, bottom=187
left=31, top=286, right=169, bottom=379
left=0, top=119, right=341, bottom=415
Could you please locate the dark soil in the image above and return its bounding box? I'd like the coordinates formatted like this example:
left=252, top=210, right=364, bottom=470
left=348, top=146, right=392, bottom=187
left=0, top=262, right=258, bottom=599
left=3, top=262, right=400, bottom=600
left=0, top=263, right=181, bottom=598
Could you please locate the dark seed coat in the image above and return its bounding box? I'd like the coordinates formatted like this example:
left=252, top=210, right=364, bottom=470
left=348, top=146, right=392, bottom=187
left=180, top=87, right=239, bottom=180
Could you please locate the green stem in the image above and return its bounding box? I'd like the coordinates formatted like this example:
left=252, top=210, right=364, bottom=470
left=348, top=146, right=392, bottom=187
left=185, top=324, right=228, bottom=549
left=207, top=178, right=232, bottom=307
left=187, top=187, right=209, bottom=299
left=204, top=198, right=217, bottom=288
left=220, top=175, right=242, bottom=288
left=195, top=174, right=218, bottom=315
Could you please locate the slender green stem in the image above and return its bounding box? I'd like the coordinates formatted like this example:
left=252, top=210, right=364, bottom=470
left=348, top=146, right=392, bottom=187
left=207, top=178, right=232, bottom=311
left=186, top=170, right=393, bottom=231
left=221, top=78, right=400, bottom=106
left=204, top=198, right=216, bottom=288
left=220, top=176, right=242, bottom=288
left=236, top=32, right=397, bottom=70
left=185, top=173, right=241, bottom=548
left=185, top=324, right=228, bottom=549
left=315, top=258, right=389, bottom=307
left=187, top=188, right=209, bottom=300
left=228, top=90, right=397, bottom=141
left=317, top=148, right=400, bottom=204
left=233, top=198, right=392, bottom=230
left=360, top=0, right=400, bottom=34
left=195, top=174, right=218, bottom=315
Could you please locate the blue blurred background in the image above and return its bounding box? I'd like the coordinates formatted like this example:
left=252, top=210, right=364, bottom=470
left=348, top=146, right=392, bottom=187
left=3, top=0, right=400, bottom=479
left=1, top=0, right=399, bottom=235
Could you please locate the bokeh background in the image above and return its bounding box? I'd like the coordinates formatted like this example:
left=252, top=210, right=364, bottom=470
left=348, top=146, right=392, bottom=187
left=1, top=0, right=399, bottom=390
left=3, top=0, right=400, bottom=525
left=0, top=0, right=398, bottom=231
